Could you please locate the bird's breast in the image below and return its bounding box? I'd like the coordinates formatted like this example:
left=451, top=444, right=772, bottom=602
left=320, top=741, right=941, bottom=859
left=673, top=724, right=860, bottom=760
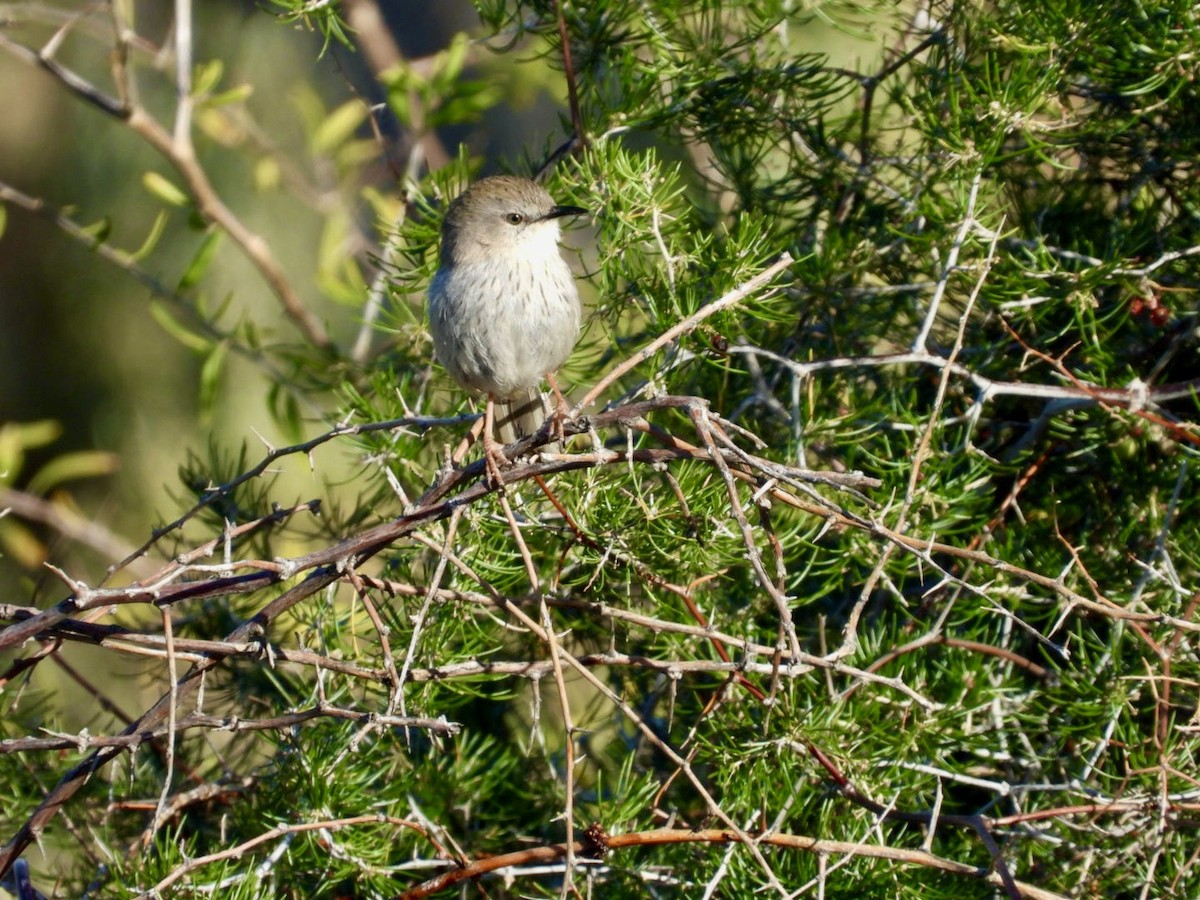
left=428, top=256, right=581, bottom=399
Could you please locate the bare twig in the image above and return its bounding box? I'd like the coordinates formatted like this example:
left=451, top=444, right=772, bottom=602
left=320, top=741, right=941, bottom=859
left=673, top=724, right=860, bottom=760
left=147, top=604, right=180, bottom=847
left=496, top=491, right=579, bottom=892
left=841, top=199, right=997, bottom=655
left=574, top=253, right=794, bottom=413
left=0, top=706, right=457, bottom=755
left=143, top=814, right=443, bottom=898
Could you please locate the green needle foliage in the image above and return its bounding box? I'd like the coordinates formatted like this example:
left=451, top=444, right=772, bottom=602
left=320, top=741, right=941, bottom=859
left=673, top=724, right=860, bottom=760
left=1, top=0, right=1198, bottom=897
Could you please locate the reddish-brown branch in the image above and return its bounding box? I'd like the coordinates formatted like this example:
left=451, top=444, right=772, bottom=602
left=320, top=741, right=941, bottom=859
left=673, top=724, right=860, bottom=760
left=396, top=825, right=1068, bottom=900
left=552, top=0, right=586, bottom=150
left=859, top=633, right=1051, bottom=684
left=999, top=317, right=1200, bottom=450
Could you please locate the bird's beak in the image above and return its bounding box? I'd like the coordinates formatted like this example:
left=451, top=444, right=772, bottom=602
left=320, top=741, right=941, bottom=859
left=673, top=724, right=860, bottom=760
left=544, top=204, right=588, bottom=221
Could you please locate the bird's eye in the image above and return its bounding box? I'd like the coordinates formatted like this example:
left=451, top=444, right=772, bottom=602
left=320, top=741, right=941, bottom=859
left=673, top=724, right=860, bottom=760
left=505, top=212, right=524, bottom=225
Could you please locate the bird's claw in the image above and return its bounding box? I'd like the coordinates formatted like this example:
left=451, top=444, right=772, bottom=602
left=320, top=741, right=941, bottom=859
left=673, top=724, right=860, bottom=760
left=483, top=435, right=511, bottom=488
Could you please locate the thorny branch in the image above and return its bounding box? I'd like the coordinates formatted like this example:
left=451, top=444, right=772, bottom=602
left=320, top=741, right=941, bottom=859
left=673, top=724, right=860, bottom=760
left=2, top=3, right=1196, bottom=898
left=0, top=251, right=803, bottom=875
left=3, top=378, right=1193, bottom=888
left=2, top=233, right=1197, bottom=891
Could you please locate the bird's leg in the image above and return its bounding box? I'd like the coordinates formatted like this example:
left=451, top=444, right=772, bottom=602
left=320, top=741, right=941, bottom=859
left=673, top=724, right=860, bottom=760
left=546, top=372, right=572, bottom=448
left=482, top=396, right=511, bottom=486
left=452, top=413, right=486, bottom=466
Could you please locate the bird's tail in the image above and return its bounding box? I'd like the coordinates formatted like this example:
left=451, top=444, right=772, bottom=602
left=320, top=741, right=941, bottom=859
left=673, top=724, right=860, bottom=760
left=493, top=388, right=548, bottom=447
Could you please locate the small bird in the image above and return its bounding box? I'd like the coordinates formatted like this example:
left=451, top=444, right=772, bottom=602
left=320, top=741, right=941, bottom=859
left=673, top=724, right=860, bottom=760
left=428, top=175, right=585, bottom=482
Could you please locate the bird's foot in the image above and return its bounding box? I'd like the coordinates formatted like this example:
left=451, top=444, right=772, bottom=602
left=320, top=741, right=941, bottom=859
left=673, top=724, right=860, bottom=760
left=546, top=373, right=573, bottom=449
left=483, top=431, right=511, bottom=488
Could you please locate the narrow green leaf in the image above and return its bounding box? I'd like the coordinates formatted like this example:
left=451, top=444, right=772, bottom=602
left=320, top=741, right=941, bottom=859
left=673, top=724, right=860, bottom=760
left=198, top=340, right=229, bottom=421
left=79, top=216, right=112, bottom=243
left=0, top=420, right=62, bottom=484
left=150, top=301, right=212, bottom=352
left=0, top=518, right=47, bottom=569
left=142, top=171, right=189, bottom=207
left=128, top=210, right=169, bottom=262
left=3, top=420, right=62, bottom=451
left=193, top=59, right=225, bottom=97
left=255, top=156, right=281, bottom=191
left=278, top=389, right=303, bottom=443
left=241, top=318, right=261, bottom=350
left=211, top=291, right=236, bottom=324
left=439, top=31, right=470, bottom=84
left=205, top=84, right=254, bottom=107
left=27, top=451, right=120, bottom=495
left=312, top=100, right=369, bottom=155
left=178, top=229, right=223, bottom=291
